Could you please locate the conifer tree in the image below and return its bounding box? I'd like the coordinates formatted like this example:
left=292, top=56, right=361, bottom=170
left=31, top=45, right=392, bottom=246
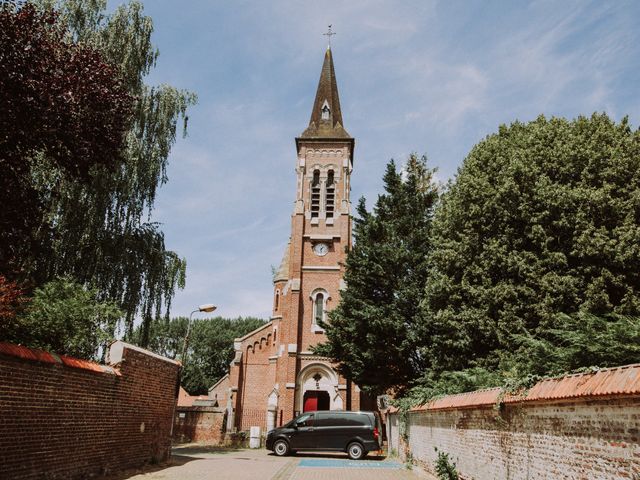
left=315, top=155, right=438, bottom=396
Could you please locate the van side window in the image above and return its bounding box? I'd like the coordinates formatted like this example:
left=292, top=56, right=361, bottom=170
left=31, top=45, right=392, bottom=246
left=296, top=413, right=314, bottom=427
left=315, top=412, right=370, bottom=427
left=349, top=414, right=370, bottom=426
left=316, top=412, right=339, bottom=427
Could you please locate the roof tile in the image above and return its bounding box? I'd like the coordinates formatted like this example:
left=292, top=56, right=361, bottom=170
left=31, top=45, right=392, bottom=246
left=405, top=364, right=640, bottom=413
left=0, top=341, right=119, bottom=375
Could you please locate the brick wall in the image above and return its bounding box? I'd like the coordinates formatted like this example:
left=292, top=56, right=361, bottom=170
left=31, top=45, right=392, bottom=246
left=231, top=323, right=277, bottom=431
left=388, top=369, right=640, bottom=480
left=0, top=340, right=181, bottom=480
left=173, top=406, right=225, bottom=444
left=208, top=374, right=229, bottom=407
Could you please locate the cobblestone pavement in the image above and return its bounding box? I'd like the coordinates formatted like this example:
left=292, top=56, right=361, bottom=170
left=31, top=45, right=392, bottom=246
left=101, top=446, right=431, bottom=480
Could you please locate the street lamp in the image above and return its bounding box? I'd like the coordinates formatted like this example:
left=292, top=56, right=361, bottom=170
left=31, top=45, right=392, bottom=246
left=181, top=303, right=217, bottom=365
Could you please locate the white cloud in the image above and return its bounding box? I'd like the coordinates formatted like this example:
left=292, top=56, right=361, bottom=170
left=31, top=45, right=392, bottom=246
left=141, top=0, right=640, bottom=322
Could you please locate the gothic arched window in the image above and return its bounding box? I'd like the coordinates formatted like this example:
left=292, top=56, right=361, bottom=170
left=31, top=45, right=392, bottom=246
left=315, top=293, right=324, bottom=324
left=310, top=288, right=330, bottom=332
left=275, top=290, right=280, bottom=311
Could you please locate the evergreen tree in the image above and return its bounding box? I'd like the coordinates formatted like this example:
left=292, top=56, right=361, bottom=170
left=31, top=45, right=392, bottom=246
left=422, top=114, right=640, bottom=375
left=505, top=312, right=640, bottom=379
left=315, top=155, right=438, bottom=396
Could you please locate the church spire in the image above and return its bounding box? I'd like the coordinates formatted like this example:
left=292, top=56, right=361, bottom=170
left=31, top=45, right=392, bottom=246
left=300, top=47, right=351, bottom=139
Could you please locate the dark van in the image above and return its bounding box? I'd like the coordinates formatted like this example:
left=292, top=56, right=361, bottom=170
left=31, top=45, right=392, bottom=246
left=266, top=410, right=382, bottom=460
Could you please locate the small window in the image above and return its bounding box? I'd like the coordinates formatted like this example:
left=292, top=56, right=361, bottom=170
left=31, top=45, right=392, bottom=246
left=315, top=293, right=324, bottom=324
left=321, top=105, right=330, bottom=120
left=310, top=288, right=329, bottom=329
left=275, top=291, right=280, bottom=311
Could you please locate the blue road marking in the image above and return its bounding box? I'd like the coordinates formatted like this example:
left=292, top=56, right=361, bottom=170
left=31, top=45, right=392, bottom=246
left=298, top=459, right=403, bottom=469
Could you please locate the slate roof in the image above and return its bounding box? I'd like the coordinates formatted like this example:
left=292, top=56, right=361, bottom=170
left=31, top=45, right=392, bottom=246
left=300, top=48, right=352, bottom=140
left=274, top=241, right=290, bottom=283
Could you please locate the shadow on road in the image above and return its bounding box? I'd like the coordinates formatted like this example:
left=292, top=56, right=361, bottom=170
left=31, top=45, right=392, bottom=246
left=268, top=451, right=388, bottom=462
left=97, top=455, right=195, bottom=480
left=97, top=445, right=246, bottom=479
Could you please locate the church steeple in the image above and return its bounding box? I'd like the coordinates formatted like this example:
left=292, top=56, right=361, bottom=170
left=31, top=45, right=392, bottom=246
left=300, top=48, right=351, bottom=139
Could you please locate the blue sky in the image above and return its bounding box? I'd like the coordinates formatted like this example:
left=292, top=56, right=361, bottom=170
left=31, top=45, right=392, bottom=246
left=132, top=0, right=640, bottom=320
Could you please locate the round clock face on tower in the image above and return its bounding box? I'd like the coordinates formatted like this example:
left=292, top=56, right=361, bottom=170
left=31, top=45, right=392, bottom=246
left=313, top=242, right=329, bottom=256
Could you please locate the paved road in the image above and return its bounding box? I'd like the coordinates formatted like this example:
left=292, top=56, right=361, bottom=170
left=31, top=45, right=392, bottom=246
left=102, top=446, right=430, bottom=480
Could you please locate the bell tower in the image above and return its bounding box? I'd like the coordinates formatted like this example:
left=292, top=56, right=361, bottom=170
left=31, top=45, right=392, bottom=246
left=226, top=45, right=360, bottom=432
left=273, top=45, right=356, bottom=419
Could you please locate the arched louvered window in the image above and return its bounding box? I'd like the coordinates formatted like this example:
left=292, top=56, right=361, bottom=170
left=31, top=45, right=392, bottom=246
left=310, top=170, right=321, bottom=218
left=325, top=170, right=335, bottom=218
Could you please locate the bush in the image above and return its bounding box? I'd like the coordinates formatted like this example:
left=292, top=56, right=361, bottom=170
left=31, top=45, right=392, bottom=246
left=435, top=449, right=459, bottom=480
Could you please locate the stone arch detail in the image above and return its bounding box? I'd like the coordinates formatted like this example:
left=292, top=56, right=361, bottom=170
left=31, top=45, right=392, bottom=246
left=295, top=362, right=343, bottom=412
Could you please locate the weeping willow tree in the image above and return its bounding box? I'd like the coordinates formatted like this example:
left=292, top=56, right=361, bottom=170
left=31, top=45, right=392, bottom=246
left=32, top=0, right=196, bottom=344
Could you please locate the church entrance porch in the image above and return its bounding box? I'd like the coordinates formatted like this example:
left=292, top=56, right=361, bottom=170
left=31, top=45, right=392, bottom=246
left=295, top=362, right=344, bottom=414
left=303, top=390, right=330, bottom=412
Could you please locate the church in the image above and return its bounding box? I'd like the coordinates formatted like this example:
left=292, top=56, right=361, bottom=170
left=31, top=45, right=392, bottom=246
left=209, top=46, right=374, bottom=432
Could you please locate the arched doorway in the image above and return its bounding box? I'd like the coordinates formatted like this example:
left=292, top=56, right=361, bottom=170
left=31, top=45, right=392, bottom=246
left=303, top=390, right=330, bottom=412
left=295, top=362, right=343, bottom=414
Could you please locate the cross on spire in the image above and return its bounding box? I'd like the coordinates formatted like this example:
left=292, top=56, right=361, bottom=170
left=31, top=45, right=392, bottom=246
left=323, top=25, right=336, bottom=49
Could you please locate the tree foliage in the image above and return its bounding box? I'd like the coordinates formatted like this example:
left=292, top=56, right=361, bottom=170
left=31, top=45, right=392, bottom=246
left=135, top=316, right=266, bottom=395
left=2, top=276, right=122, bottom=359
left=404, top=312, right=640, bottom=406
left=0, top=1, right=131, bottom=280
left=505, top=312, right=640, bottom=379
left=9, top=0, right=197, bottom=342
left=315, top=155, right=438, bottom=396
left=435, top=450, right=459, bottom=480
left=0, top=276, right=29, bottom=336
left=422, top=114, right=640, bottom=375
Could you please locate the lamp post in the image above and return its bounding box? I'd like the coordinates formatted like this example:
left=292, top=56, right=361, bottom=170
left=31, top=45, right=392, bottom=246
left=181, top=303, right=217, bottom=366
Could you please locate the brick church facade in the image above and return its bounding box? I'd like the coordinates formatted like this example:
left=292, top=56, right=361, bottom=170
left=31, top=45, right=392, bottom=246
left=212, top=47, right=372, bottom=432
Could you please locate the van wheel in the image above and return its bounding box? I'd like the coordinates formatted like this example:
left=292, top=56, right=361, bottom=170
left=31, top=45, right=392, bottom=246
left=347, top=442, right=365, bottom=460
left=273, top=439, right=290, bottom=456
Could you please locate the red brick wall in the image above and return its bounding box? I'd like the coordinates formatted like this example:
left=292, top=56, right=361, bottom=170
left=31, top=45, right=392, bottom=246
left=173, top=407, right=225, bottom=444
left=237, top=327, right=276, bottom=431
left=0, top=341, right=181, bottom=480
left=390, top=396, right=640, bottom=479
left=208, top=374, right=229, bottom=408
